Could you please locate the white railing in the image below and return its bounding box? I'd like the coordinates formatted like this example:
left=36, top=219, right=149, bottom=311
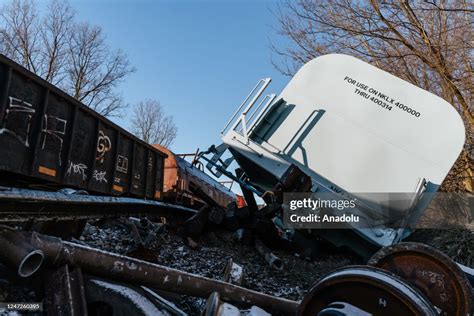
left=221, top=78, right=276, bottom=143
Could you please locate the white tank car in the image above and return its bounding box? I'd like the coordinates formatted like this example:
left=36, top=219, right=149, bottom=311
left=204, top=54, right=465, bottom=249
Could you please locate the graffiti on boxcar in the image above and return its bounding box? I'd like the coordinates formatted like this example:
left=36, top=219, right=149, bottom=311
left=66, top=161, right=88, bottom=180
left=0, top=97, right=35, bottom=147
left=92, top=169, right=108, bottom=183
left=41, top=114, right=67, bottom=166
left=96, top=130, right=112, bottom=164
left=147, top=156, right=153, bottom=171
left=116, top=155, right=129, bottom=173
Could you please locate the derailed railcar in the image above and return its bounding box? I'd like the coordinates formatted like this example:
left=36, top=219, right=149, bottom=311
left=153, top=144, right=236, bottom=209
left=201, top=54, right=466, bottom=257
left=0, top=54, right=166, bottom=200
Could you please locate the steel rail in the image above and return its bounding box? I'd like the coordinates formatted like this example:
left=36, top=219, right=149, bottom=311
left=0, top=187, right=196, bottom=222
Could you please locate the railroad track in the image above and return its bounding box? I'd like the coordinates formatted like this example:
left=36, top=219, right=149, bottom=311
left=0, top=186, right=196, bottom=222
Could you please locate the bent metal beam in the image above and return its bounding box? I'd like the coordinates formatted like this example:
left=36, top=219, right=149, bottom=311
left=21, top=231, right=298, bottom=315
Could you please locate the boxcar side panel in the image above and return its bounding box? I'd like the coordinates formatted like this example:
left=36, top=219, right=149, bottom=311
left=131, top=144, right=146, bottom=196
left=145, top=149, right=155, bottom=199
left=154, top=153, right=164, bottom=200
left=89, top=122, right=116, bottom=193
left=0, top=68, right=44, bottom=174
left=113, top=134, right=133, bottom=195
left=33, top=91, right=74, bottom=181
left=64, top=109, right=96, bottom=188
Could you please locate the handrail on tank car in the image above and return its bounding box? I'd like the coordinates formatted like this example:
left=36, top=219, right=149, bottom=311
left=238, top=93, right=277, bottom=136
left=221, top=78, right=272, bottom=137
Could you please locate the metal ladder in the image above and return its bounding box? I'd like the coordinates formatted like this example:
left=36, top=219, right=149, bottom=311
left=221, top=78, right=277, bottom=144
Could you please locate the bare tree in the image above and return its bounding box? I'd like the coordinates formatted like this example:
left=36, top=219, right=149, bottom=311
left=272, top=0, right=473, bottom=193
left=0, top=0, right=134, bottom=117
left=131, top=100, right=178, bottom=147
left=64, top=23, right=132, bottom=117
left=41, top=0, right=74, bottom=84
left=0, top=0, right=40, bottom=73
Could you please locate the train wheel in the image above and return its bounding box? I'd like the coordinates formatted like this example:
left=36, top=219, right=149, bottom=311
left=368, top=242, right=472, bottom=316
left=297, top=266, right=437, bottom=316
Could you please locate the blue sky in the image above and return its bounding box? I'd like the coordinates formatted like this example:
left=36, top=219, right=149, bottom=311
left=63, top=0, right=291, bottom=154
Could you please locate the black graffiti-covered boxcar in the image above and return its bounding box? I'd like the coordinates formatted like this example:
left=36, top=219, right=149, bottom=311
left=0, top=54, right=166, bottom=200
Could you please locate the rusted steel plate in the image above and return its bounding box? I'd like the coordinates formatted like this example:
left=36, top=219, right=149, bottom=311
left=298, top=266, right=437, bottom=316
left=368, top=242, right=472, bottom=316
